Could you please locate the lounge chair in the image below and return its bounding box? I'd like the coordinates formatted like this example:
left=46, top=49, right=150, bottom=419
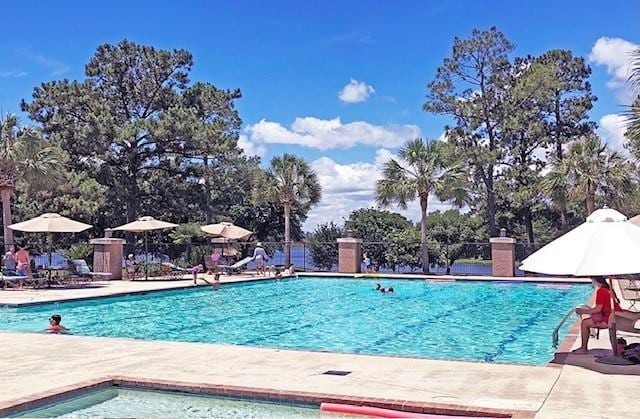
left=69, top=259, right=111, bottom=281
left=217, top=256, right=253, bottom=275
left=160, top=262, right=190, bottom=280
left=1, top=274, right=46, bottom=289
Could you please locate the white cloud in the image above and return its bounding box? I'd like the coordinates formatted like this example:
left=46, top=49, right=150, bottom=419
left=245, top=117, right=421, bottom=151
left=304, top=149, right=453, bottom=230
left=598, top=113, right=629, bottom=151
left=0, top=70, right=27, bottom=78
left=237, top=134, right=266, bottom=157
left=338, top=79, right=375, bottom=103
left=589, top=37, right=638, bottom=102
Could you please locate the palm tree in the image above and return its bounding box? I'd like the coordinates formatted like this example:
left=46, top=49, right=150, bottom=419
left=260, top=154, right=321, bottom=266
left=543, top=135, right=630, bottom=215
left=0, top=115, right=65, bottom=248
left=626, top=48, right=640, bottom=153
left=376, top=139, right=467, bottom=273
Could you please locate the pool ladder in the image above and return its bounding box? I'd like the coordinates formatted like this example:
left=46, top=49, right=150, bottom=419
left=552, top=308, right=576, bottom=348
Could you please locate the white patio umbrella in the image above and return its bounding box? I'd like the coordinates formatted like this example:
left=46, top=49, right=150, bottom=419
left=520, top=207, right=640, bottom=363
left=8, top=213, right=92, bottom=280
left=200, top=222, right=253, bottom=241
left=112, top=216, right=177, bottom=280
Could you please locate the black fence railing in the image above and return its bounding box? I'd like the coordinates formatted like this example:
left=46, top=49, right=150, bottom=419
left=2, top=240, right=543, bottom=277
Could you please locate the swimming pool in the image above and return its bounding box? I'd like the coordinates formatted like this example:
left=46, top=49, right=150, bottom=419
left=0, top=277, right=591, bottom=365
left=16, top=388, right=328, bottom=418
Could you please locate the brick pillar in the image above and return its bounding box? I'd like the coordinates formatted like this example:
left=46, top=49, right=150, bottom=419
left=490, top=236, right=516, bottom=277
left=337, top=238, right=362, bottom=274
left=90, top=237, right=126, bottom=280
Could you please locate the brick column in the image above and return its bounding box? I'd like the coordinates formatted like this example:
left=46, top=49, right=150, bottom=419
left=490, top=237, right=516, bottom=277
left=90, top=237, right=126, bottom=280
left=337, top=238, right=362, bottom=274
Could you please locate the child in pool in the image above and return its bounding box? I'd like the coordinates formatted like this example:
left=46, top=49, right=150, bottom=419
left=46, top=314, right=69, bottom=333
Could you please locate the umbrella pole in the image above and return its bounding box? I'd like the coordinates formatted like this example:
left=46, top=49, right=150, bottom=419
left=609, top=276, right=618, bottom=356
left=48, top=233, right=52, bottom=287
left=145, top=232, right=148, bottom=281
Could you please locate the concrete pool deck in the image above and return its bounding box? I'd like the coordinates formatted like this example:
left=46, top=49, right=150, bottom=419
left=0, top=275, right=638, bottom=418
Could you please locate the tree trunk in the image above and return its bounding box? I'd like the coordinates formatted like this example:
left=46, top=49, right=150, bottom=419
left=1, top=187, right=14, bottom=250
left=586, top=190, right=596, bottom=215
left=420, top=196, right=429, bottom=274
left=284, top=203, right=291, bottom=267
left=204, top=155, right=212, bottom=224
left=486, top=171, right=497, bottom=237
left=523, top=208, right=535, bottom=246
left=555, top=98, right=568, bottom=231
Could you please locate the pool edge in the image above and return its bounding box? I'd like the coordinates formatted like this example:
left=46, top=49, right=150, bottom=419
left=0, top=375, right=536, bottom=418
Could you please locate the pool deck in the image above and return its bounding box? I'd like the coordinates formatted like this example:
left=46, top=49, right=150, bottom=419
left=0, top=275, right=638, bottom=418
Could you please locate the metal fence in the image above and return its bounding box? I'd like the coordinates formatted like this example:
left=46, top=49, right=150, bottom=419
left=5, top=240, right=542, bottom=277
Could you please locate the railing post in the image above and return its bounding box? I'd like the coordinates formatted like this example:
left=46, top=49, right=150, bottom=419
left=490, top=230, right=516, bottom=277
left=337, top=237, right=362, bottom=274
left=90, top=229, right=126, bottom=280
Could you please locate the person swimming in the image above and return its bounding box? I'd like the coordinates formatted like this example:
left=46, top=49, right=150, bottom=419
left=375, top=283, right=382, bottom=291
left=45, top=314, right=69, bottom=333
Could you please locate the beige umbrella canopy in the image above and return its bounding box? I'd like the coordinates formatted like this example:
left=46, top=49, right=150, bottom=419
left=200, top=222, right=253, bottom=240
left=113, top=216, right=178, bottom=280
left=9, top=213, right=92, bottom=280
left=112, top=216, right=178, bottom=233
left=629, top=214, right=640, bottom=227
left=9, top=213, right=92, bottom=233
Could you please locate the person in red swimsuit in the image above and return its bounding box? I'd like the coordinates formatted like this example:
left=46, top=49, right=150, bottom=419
left=45, top=314, right=69, bottom=334
left=572, top=277, right=622, bottom=354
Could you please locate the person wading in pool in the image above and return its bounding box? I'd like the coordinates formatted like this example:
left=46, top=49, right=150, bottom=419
left=45, top=314, right=69, bottom=334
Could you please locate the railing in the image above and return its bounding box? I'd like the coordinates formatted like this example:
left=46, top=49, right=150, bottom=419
left=2, top=240, right=543, bottom=276
left=552, top=308, right=577, bottom=348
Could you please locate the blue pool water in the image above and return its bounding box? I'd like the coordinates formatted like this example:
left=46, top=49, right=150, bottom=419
left=0, top=278, right=591, bottom=365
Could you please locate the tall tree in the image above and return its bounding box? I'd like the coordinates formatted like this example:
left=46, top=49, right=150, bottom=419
left=536, top=50, right=596, bottom=230
left=0, top=115, right=65, bottom=248
left=257, top=154, right=321, bottom=266
left=21, top=40, right=197, bottom=227
left=376, top=139, right=466, bottom=273
left=544, top=135, right=630, bottom=215
left=182, top=82, right=244, bottom=223
left=498, top=55, right=552, bottom=245
left=424, top=27, right=514, bottom=237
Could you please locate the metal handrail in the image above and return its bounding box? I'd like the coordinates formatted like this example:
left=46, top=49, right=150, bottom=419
left=552, top=308, right=577, bottom=348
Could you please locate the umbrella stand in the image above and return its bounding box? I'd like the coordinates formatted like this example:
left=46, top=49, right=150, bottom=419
left=47, top=233, right=53, bottom=287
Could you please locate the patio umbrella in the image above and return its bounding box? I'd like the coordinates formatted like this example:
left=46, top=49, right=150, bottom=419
left=628, top=214, right=640, bottom=227
left=520, top=207, right=640, bottom=363
left=112, top=216, right=177, bottom=280
left=8, top=213, right=92, bottom=280
left=200, top=222, right=253, bottom=240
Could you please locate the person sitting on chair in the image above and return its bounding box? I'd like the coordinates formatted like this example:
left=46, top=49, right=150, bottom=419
left=572, top=277, right=622, bottom=354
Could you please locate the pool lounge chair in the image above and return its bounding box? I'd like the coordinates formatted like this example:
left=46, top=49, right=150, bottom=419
left=69, top=259, right=112, bottom=281
left=160, top=262, right=190, bottom=280
left=217, top=256, right=253, bottom=275
left=1, top=274, right=46, bottom=289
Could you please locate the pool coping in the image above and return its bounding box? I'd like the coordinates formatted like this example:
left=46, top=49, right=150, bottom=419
left=0, top=375, right=537, bottom=418
left=1, top=272, right=591, bottom=307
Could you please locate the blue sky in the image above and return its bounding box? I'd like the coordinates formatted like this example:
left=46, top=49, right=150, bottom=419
left=1, top=0, right=638, bottom=229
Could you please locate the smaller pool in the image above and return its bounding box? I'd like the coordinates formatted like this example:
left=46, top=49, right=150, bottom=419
left=16, top=388, right=340, bottom=418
